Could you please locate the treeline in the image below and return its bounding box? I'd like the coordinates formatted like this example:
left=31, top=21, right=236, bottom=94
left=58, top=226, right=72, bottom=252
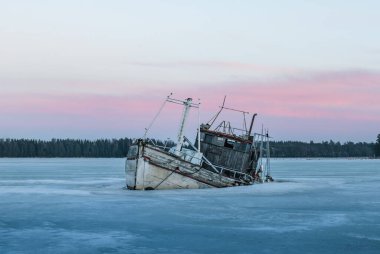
left=0, top=138, right=376, bottom=158
left=0, top=138, right=134, bottom=158
left=270, top=140, right=375, bottom=158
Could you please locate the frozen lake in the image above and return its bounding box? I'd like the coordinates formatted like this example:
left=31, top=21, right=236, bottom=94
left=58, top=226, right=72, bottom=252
left=1, top=158, right=380, bottom=254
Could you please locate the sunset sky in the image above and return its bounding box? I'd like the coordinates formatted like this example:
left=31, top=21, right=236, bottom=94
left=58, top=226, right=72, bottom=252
left=1, top=0, right=379, bottom=142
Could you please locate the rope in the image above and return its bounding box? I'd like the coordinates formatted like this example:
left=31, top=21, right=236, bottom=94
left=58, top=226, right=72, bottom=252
left=142, top=96, right=169, bottom=139
left=153, top=168, right=176, bottom=189
left=152, top=157, right=178, bottom=189
left=153, top=157, right=203, bottom=189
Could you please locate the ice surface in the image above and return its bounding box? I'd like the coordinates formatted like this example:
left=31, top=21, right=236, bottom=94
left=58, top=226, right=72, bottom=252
left=0, top=158, right=380, bottom=253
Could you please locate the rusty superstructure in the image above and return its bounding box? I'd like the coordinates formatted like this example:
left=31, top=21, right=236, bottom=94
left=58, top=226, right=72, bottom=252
left=125, top=95, right=273, bottom=190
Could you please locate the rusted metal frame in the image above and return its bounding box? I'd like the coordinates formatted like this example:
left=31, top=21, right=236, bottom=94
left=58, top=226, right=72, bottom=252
left=216, top=165, right=254, bottom=183
left=201, top=128, right=253, bottom=144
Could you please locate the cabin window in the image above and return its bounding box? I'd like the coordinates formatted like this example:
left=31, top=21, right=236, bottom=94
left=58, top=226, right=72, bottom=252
left=224, top=139, right=234, bottom=149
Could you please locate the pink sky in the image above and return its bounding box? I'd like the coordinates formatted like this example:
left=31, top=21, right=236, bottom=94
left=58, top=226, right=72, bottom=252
left=1, top=70, right=379, bottom=142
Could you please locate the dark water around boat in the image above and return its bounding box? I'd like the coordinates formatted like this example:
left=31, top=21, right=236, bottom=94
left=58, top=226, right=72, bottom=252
left=0, top=158, right=379, bottom=254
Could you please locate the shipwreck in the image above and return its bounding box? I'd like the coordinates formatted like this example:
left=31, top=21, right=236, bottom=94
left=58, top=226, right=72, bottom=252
left=125, top=94, right=273, bottom=190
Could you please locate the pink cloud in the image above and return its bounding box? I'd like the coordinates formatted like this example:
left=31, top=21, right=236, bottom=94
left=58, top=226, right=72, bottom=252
left=1, top=70, right=379, bottom=141
left=184, top=70, right=380, bottom=121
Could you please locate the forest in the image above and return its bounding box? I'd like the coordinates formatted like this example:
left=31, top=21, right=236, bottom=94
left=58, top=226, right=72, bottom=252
left=0, top=138, right=377, bottom=158
left=270, top=140, right=375, bottom=158
left=0, top=138, right=133, bottom=158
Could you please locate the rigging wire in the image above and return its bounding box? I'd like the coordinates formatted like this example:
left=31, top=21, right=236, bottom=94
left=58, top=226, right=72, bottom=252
left=142, top=93, right=171, bottom=139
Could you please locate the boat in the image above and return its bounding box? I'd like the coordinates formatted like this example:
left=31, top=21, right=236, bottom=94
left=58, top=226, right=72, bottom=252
left=125, top=94, right=273, bottom=190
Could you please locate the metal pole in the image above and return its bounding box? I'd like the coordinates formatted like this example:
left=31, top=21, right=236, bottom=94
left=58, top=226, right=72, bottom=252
left=266, top=130, right=271, bottom=177
left=175, top=98, right=192, bottom=156
left=197, top=99, right=201, bottom=152
left=248, top=113, right=257, bottom=137
left=260, top=125, right=264, bottom=181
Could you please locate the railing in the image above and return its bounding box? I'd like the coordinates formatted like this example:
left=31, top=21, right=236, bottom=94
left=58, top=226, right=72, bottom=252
left=215, top=165, right=254, bottom=183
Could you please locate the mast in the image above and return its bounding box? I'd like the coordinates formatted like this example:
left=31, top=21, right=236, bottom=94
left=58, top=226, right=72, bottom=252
left=259, top=125, right=264, bottom=181
left=174, top=98, right=193, bottom=156
left=197, top=99, right=201, bottom=152
left=266, top=130, right=271, bottom=177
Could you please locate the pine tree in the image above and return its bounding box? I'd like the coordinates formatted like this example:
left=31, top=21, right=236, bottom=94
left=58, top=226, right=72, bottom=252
left=375, top=134, right=380, bottom=157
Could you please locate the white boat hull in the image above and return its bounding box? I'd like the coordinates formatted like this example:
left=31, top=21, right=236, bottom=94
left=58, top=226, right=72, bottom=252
left=125, top=143, right=248, bottom=190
